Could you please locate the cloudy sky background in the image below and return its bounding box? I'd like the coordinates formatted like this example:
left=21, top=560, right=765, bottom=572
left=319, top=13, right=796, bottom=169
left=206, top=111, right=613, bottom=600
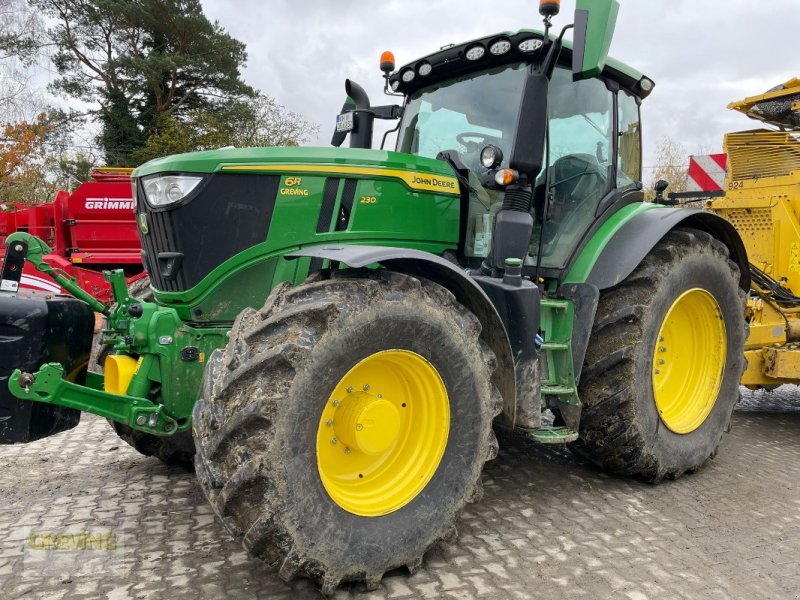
left=201, top=0, right=798, bottom=175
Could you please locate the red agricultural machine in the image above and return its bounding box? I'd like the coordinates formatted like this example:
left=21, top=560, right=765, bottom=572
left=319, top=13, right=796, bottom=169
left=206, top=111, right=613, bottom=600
left=0, top=168, right=144, bottom=301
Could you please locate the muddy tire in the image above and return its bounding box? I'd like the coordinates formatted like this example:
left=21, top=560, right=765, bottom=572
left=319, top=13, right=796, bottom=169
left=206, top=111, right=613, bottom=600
left=573, top=228, right=747, bottom=481
left=193, top=270, right=501, bottom=594
left=109, top=420, right=195, bottom=467
left=95, top=275, right=194, bottom=468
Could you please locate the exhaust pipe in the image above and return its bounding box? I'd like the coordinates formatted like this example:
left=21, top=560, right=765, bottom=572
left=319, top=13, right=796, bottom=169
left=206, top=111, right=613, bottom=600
left=345, top=79, right=374, bottom=150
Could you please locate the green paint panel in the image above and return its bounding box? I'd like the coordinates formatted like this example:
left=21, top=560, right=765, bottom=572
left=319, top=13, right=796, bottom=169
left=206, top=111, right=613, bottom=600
left=193, top=259, right=277, bottom=322
left=133, top=146, right=461, bottom=180
left=539, top=297, right=579, bottom=407
left=575, top=0, right=620, bottom=79
left=345, top=179, right=460, bottom=242
left=564, top=203, right=658, bottom=285
left=134, top=146, right=462, bottom=321
left=266, top=175, right=330, bottom=247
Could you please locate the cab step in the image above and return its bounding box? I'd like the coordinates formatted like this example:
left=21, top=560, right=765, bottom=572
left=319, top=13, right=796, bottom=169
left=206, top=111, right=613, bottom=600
left=540, top=384, right=575, bottom=396
left=527, top=426, right=579, bottom=444
left=540, top=342, right=569, bottom=351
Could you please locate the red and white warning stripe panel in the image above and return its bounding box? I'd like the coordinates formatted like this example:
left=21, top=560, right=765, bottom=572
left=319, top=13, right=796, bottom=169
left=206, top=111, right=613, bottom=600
left=20, top=273, right=62, bottom=294
left=687, top=154, right=728, bottom=192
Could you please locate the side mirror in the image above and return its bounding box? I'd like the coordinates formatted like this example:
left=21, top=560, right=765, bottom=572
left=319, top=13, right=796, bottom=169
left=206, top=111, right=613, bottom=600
left=510, top=74, right=549, bottom=182
left=572, top=0, right=619, bottom=80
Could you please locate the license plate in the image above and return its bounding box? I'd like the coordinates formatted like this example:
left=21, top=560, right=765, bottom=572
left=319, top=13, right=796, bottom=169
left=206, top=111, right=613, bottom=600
left=336, top=111, right=354, bottom=133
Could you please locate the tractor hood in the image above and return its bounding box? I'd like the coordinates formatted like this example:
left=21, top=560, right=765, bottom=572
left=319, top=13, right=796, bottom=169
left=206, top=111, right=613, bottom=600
left=133, top=146, right=460, bottom=185
left=131, top=147, right=462, bottom=310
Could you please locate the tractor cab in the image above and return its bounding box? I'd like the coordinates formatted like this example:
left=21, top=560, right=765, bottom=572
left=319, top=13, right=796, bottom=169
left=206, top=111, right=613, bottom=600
left=336, top=0, right=654, bottom=282
left=394, top=48, right=649, bottom=275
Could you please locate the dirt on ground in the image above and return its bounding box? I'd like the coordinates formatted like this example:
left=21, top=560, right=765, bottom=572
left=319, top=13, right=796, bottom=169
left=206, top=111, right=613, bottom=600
left=0, top=387, right=798, bottom=599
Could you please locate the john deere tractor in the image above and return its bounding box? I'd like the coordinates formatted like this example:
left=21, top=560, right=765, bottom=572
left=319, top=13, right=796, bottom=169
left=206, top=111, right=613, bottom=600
left=0, top=0, right=749, bottom=593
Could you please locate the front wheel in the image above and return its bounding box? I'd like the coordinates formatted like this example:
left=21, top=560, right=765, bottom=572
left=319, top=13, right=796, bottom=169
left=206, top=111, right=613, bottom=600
left=574, top=228, right=747, bottom=481
left=193, top=270, right=501, bottom=593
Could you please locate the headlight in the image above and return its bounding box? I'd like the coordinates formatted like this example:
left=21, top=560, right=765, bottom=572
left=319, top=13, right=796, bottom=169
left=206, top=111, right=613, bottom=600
left=141, top=175, right=203, bottom=208
left=480, top=145, right=504, bottom=169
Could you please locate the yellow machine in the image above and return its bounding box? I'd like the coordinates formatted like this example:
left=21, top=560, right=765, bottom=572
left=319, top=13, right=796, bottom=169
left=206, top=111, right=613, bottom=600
left=708, top=78, right=800, bottom=388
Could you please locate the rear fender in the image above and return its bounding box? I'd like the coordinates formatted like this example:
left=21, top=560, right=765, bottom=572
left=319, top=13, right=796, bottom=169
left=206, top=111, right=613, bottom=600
left=576, top=207, right=750, bottom=291
left=563, top=206, right=750, bottom=393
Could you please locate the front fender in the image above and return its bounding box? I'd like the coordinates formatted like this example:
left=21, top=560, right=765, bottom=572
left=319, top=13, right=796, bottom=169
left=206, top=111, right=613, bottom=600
left=287, top=244, right=517, bottom=423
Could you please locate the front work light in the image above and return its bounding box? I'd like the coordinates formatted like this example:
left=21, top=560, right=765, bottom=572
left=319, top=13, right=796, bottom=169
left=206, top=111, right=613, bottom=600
left=490, top=39, right=512, bottom=56
left=142, top=175, right=203, bottom=208
left=518, top=38, right=543, bottom=53
left=480, top=145, right=504, bottom=169
left=465, top=45, right=485, bottom=61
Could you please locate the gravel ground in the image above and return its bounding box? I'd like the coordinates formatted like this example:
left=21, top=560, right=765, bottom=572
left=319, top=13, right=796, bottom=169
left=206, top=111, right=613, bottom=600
left=1, top=386, right=798, bottom=600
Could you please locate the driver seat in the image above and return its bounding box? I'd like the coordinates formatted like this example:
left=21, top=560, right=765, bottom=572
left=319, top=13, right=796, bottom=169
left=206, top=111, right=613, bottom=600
left=551, top=153, right=605, bottom=206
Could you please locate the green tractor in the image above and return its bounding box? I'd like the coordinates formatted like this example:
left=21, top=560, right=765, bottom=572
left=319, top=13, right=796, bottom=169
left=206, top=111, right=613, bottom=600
left=0, top=0, right=749, bottom=593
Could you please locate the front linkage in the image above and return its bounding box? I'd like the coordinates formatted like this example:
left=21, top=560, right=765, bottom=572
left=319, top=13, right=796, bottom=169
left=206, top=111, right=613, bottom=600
left=2, top=231, right=227, bottom=437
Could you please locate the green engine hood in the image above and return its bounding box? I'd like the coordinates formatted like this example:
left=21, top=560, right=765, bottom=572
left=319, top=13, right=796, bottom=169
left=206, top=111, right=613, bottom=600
left=133, top=146, right=459, bottom=195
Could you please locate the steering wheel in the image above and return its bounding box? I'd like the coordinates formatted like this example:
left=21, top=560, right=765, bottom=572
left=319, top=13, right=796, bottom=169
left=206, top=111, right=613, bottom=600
left=456, top=132, right=502, bottom=149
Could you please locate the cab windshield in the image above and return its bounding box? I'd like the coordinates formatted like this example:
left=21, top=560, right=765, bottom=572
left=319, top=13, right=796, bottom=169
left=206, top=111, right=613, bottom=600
left=396, top=63, right=527, bottom=171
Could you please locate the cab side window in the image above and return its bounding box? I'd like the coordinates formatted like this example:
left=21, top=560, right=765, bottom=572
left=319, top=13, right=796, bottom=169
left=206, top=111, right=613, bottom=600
left=617, top=90, right=642, bottom=189
left=538, top=67, right=614, bottom=269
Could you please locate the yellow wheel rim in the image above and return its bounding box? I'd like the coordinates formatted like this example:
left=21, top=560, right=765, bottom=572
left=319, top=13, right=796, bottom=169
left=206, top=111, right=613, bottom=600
left=652, top=288, right=727, bottom=434
left=316, top=349, right=449, bottom=517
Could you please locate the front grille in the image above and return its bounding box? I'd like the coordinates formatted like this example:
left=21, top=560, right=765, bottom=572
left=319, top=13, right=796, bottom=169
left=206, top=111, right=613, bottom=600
left=138, top=174, right=280, bottom=292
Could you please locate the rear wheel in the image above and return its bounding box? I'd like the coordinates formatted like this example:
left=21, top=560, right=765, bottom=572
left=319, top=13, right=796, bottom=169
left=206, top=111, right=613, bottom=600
left=193, top=270, right=501, bottom=593
left=574, top=228, right=746, bottom=481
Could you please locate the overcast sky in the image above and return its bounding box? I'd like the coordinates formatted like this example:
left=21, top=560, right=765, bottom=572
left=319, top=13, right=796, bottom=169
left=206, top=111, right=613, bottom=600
left=201, top=0, right=798, bottom=175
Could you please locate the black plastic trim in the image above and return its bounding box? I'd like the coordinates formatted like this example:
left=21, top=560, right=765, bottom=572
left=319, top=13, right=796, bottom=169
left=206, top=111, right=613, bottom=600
left=335, top=179, right=358, bottom=232
left=317, top=178, right=340, bottom=233
left=571, top=10, right=589, bottom=80
left=138, top=174, right=280, bottom=292
left=558, top=282, right=599, bottom=383
left=390, top=30, right=650, bottom=101
left=586, top=208, right=751, bottom=291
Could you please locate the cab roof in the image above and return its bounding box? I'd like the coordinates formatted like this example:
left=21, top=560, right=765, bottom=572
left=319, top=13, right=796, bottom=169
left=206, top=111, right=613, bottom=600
left=389, top=29, right=651, bottom=100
